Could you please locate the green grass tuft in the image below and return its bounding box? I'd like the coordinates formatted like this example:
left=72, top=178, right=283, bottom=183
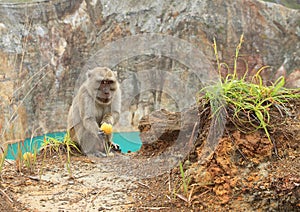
left=200, top=34, right=300, bottom=143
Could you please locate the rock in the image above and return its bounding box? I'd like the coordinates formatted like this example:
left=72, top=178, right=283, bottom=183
left=0, top=0, right=299, bottom=139
left=137, top=105, right=201, bottom=160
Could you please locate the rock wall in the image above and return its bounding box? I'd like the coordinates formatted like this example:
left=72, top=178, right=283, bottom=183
left=0, top=0, right=299, bottom=140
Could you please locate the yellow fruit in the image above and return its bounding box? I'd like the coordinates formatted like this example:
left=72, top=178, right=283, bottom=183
left=100, top=123, right=113, bottom=134
left=23, top=152, right=34, bottom=162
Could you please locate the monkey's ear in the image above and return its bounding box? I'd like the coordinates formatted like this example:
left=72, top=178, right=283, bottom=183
left=86, top=70, right=92, bottom=78
left=112, top=71, right=118, bottom=77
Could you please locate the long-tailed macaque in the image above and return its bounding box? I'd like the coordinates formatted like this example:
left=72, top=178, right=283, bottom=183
left=67, top=67, right=121, bottom=157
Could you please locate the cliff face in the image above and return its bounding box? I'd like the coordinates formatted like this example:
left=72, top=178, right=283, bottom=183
left=0, top=0, right=299, bottom=140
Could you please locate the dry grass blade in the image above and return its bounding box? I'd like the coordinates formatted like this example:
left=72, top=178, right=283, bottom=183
left=175, top=193, right=188, bottom=202
left=0, top=189, right=13, bottom=203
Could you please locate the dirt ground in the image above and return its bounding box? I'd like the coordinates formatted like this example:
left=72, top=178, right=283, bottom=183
left=0, top=98, right=299, bottom=211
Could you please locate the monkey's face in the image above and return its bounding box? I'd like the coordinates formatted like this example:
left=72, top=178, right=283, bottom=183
left=87, top=67, right=118, bottom=105
left=96, top=79, right=116, bottom=104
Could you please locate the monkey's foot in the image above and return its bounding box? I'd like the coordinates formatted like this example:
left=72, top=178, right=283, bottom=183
left=109, top=142, right=121, bottom=152
left=88, top=150, right=118, bottom=157
left=106, top=152, right=115, bottom=157
left=87, top=151, right=107, bottom=158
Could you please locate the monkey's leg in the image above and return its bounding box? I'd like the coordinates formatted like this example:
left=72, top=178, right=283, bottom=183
left=68, top=127, right=78, bottom=142
left=79, top=130, right=106, bottom=157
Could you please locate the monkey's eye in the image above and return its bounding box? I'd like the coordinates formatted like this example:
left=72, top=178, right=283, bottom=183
left=101, top=80, right=114, bottom=85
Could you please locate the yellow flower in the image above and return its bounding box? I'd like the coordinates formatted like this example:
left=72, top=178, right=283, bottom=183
left=23, top=152, right=34, bottom=162
left=100, top=123, right=113, bottom=134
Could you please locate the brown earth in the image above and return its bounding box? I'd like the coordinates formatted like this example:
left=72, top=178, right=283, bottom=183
left=131, top=95, right=300, bottom=211
left=0, top=97, right=299, bottom=211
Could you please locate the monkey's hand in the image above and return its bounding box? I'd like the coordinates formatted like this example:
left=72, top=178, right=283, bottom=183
left=100, top=122, right=113, bottom=134
left=102, top=113, right=114, bottom=125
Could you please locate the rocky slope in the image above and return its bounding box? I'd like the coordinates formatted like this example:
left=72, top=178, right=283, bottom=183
left=0, top=0, right=299, bottom=141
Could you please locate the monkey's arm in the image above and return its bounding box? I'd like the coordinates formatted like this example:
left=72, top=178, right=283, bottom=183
left=79, top=89, right=100, bottom=136
left=102, top=112, right=119, bottom=125
left=102, top=87, right=121, bottom=125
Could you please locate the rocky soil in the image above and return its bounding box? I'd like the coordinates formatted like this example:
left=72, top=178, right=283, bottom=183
left=0, top=0, right=300, bottom=211
left=0, top=95, right=299, bottom=211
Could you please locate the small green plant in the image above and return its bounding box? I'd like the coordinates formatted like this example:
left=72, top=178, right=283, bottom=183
left=22, top=152, right=34, bottom=171
left=9, top=140, right=37, bottom=173
left=179, top=162, right=189, bottom=196
left=173, top=162, right=194, bottom=205
left=200, top=34, right=300, bottom=143
left=103, top=135, right=114, bottom=156
left=40, top=136, right=63, bottom=155
left=22, top=144, right=38, bottom=173
left=15, top=141, right=23, bottom=172
left=39, top=132, right=81, bottom=177
left=63, top=131, right=81, bottom=176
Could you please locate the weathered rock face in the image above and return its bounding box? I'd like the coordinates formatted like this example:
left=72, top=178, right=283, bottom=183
left=0, top=0, right=299, bottom=140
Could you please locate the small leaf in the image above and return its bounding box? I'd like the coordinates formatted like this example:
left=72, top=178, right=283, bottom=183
left=271, top=76, right=285, bottom=95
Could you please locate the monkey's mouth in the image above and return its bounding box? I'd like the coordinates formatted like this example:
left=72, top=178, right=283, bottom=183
left=96, top=97, right=111, bottom=103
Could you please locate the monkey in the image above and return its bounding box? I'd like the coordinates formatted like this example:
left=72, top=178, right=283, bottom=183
left=67, top=67, right=121, bottom=157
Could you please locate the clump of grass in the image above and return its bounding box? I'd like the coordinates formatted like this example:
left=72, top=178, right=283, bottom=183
left=200, top=34, right=300, bottom=143
left=7, top=138, right=39, bottom=173
left=40, top=132, right=81, bottom=156
left=39, top=131, right=81, bottom=177
left=173, top=162, right=194, bottom=205
left=179, top=161, right=190, bottom=196
left=64, top=132, right=81, bottom=176
left=23, top=148, right=37, bottom=173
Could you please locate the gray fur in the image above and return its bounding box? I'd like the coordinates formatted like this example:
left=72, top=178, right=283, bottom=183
left=67, top=67, right=121, bottom=156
